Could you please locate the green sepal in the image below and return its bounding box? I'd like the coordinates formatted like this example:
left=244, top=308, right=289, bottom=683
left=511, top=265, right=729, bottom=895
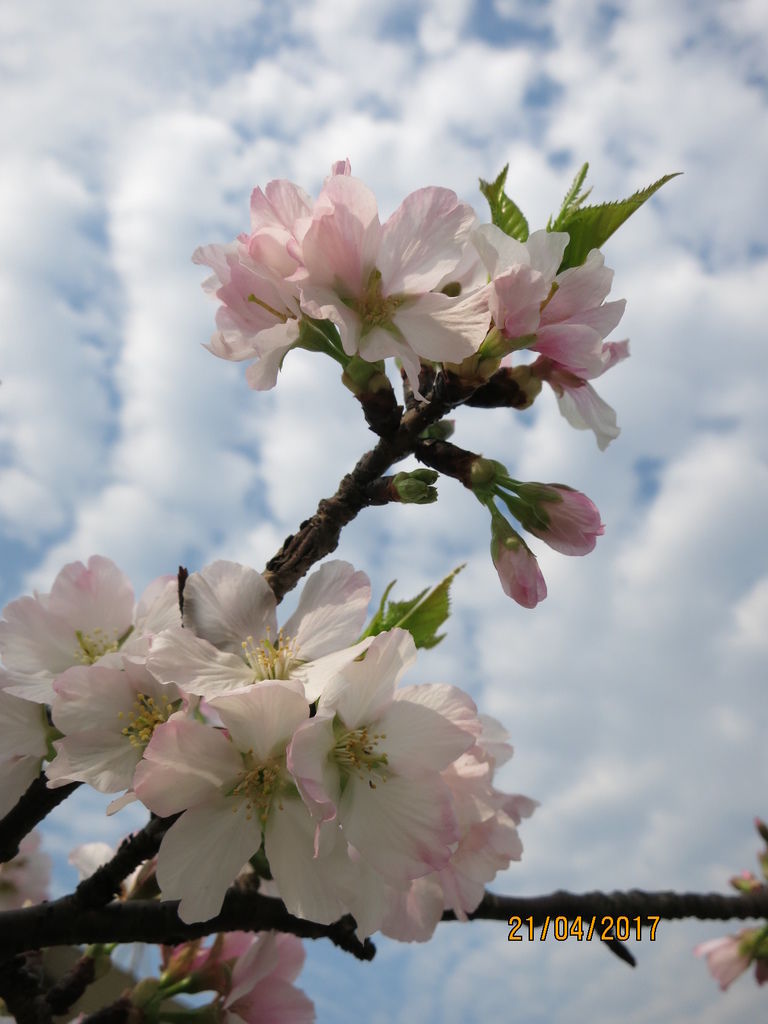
left=298, top=317, right=349, bottom=365
left=479, top=165, right=529, bottom=242
left=248, top=844, right=273, bottom=880
left=359, top=565, right=465, bottom=649
left=556, top=172, right=681, bottom=270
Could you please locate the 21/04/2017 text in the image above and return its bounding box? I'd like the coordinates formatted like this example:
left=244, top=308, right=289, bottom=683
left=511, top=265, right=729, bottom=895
left=508, top=915, right=661, bottom=942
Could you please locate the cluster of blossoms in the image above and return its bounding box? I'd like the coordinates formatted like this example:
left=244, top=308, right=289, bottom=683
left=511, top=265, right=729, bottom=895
left=193, top=161, right=630, bottom=608
left=195, top=160, right=627, bottom=449
left=158, top=930, right=314, bottom=1023
left=0, top=555, right=535, bottom=945
left=694, top=819, right=768, bottom=991
left=0, top=163, right=678, bottom=1022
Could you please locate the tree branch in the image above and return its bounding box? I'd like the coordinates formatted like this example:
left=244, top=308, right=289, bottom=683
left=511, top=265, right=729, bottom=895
left=262, top=382, right=453, bottom=602
left=0, top=892, right=375, bottom=963
left=73, top=814, right=176, bottom=910
left=0, top=775, right=80, bottom=864
left=2, top=885, right=765, bottom=967
left=448, top=887, right=768, bottom=925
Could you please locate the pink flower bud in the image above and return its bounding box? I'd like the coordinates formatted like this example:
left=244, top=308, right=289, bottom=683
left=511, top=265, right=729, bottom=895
left=518, top=484, right=605, bottom=556
left=490, top=520, right=547, bottom=608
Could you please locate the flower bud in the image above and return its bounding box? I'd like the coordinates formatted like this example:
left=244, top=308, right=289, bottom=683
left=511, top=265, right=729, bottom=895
left=729, top=870, right=762, bottom=893
left=490, top=516, right=547, bottom=608
left=470, top=457, right=506, bottom=490
left=393, top=470, right=439, bottom=504
left=512, top=482, right=604, bottom=556
left=420, top=419, right=455, bottom=441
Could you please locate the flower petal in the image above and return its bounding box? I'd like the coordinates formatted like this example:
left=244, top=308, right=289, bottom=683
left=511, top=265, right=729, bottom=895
left=133, top=720, right=241, bottom=816
left=183, top=561, right=277, bottom=654
left=283, top=561, right=371, bottom=660
left=157, top=803, right=262, bottom=923
left=379, top=187, right=475, bottom=294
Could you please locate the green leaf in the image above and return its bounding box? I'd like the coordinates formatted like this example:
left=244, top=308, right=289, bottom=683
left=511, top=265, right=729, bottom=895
left=359, top=565, right=465, bottom=649
left=557, top=172, right=681, bottom=270
left=548, top=162, right=592, bottom=231
left=479, top=165, right=529, bottom=242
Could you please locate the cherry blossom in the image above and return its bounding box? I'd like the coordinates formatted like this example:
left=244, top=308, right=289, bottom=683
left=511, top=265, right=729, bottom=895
left=472, top=225, right=569, bottom=344
left=133, top=683, right=354, bottom=925
left=46, top=659, right=185, bottom=795
left=298, top=175, right=491, bottom=392
left=0, top=559, right=178, bottom=704
left=148, top=559, right=371, bottom=702
left=0, top=677, right=50, bottom=817
left=695, top=932, right=754, bottom=990
left=192, top=241, right=302, bottom=392
left=288, top=629, right=474, bottom=887
left=222, top=931, right=315, bottom=1024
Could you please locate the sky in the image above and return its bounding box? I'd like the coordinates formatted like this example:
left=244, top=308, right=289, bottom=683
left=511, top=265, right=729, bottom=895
left=1, top=0, right=767, bottom=1020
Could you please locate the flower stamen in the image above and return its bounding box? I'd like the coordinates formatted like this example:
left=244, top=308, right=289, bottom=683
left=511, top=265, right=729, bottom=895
left=333, top=726, right=389, bottom=787
left=240, top=628, right=300, bottom=682
left=119, top=692, right=176, bottom=749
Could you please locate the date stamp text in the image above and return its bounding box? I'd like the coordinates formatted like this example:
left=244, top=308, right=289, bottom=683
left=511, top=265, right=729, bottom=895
left=508, top=915, right=660, bottom=942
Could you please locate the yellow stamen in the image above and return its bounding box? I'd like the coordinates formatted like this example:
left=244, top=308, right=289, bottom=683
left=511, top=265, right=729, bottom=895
left=120, top=692, right=175, bottom=749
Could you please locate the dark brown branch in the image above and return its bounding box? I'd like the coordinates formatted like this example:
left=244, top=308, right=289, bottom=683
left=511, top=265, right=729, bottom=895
left=45, top=952, right=98, bottom=1016
left=460, top=366, right=536, bottom=409
left=262, top=383, right=453, bottom=602
left=0, top=775, right=80, bottom=864
left=414, top=437, right=479, bottom=488
left=73, top=814, right=176, bottom=910
left=0, top=892, right=375, bottom=963
left=446, top=887, right=768, bottom=925
left=0, top=954, right=50, bottom=1024
left=2, top=884, right=766, bottom=969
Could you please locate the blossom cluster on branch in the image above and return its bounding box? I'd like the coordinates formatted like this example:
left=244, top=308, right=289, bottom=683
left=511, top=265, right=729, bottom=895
left=0, top=160, right=700, bottom=1024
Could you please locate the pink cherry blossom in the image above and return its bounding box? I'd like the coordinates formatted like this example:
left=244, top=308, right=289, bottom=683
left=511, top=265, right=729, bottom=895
left=472, top=225, right=569, bottom=342
left=298, top=176, right=491, bottom=392
left=148, top=559, right=371, bottom=702
left=46, top=659, right=184, bottom=795
left=0, top=559, right=178, bottom=704
left=533, top=357, right=627, bottom=450
left=695, top=932, right=753, bottom=990
left=133, top=683, right=352, bottom=925
left=222, top=932, right=315, bottom=1024
left=0, top=675, right=50, bottom=816
left=288, top=629, right=474, bottom=887
left=160, top=931, right=315, bottom=1023
left=192, top=162, right=351, bottom=392
left=523, top=250, right=629, bottom=449
left=192, top=241, right=301, bottom=392
left=532, top=250, right=627, bottom=376
left=376, top=708, right=537, bottom=940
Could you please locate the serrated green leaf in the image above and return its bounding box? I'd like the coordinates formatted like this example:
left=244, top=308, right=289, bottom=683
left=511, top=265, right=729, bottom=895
left=557, top=172, right=681, bottom=270
left=359, top=565, right=465, bottom=649
left=548, top=162, right=592, bottom=231
left=479, top=165, right=529, bottom=242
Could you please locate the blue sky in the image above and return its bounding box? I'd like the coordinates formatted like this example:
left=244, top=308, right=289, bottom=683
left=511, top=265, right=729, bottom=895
left=1, top=0, right=767, bottom=1020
